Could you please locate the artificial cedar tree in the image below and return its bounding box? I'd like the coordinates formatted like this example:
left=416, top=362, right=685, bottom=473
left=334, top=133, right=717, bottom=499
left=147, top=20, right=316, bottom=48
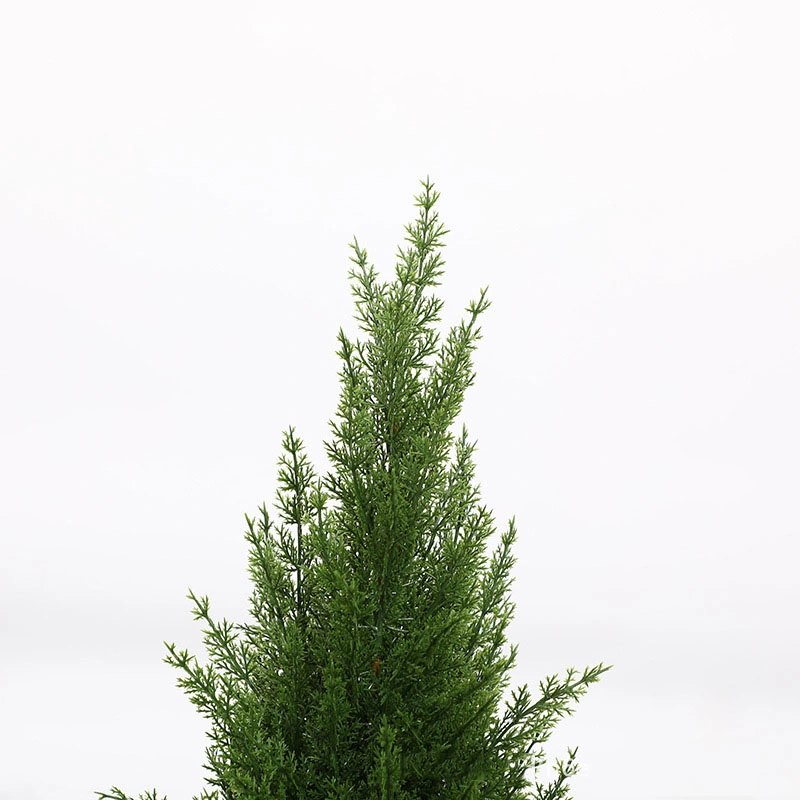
left=96, top=178, right=611, bottom=800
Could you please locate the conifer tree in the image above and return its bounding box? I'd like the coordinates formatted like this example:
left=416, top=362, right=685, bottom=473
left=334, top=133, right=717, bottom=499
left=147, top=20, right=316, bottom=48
left=96, top=178, right=611, bottom=800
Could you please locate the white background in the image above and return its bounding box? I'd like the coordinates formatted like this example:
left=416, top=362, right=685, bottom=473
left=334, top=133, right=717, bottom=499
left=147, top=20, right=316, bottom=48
left=1, top=3, right=798, bottom=799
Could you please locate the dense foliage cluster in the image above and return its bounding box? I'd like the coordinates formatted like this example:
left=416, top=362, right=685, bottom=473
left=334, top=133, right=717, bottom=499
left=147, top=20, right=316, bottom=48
left=97, top=179, right=609, bottom=800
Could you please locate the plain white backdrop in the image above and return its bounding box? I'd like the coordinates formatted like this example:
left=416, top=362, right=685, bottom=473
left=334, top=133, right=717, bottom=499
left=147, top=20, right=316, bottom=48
left=1, top=3, right=797, bottom=799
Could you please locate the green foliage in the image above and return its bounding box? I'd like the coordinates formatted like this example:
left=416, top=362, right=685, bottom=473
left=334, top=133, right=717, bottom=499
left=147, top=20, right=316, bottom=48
left=96, top=179, right=611, bottom=800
